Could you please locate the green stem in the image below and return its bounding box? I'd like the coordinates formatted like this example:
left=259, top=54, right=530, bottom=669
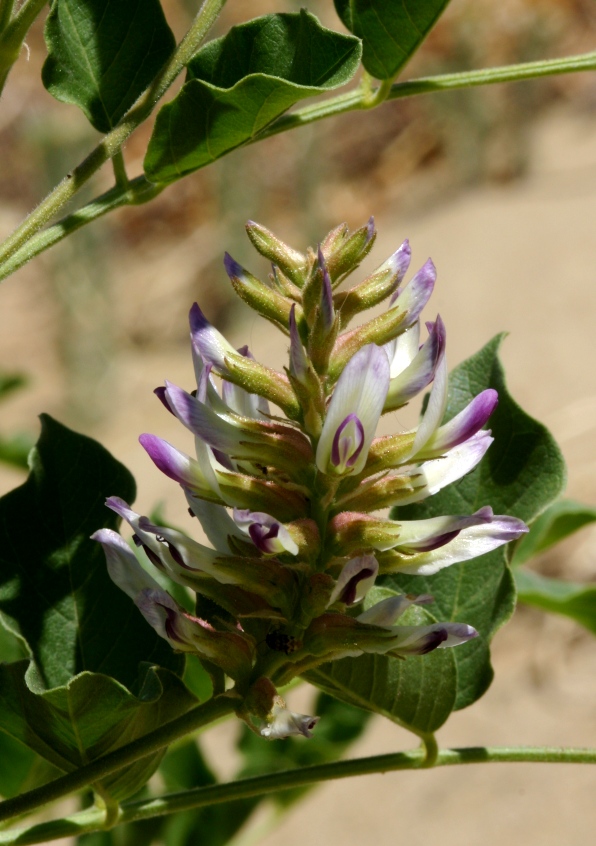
left=2, top=46, right=596, bottom=281
left=0, top=693, right=239, bottom=825
left=111, top=150, right=130, bottom=190
left=0, top=0, right=46, bottom=94
left=261, top=49, right=596, bottom=140
left=0, top=176, right=163, bottom=281
left=0, top=0, right=15, bottom=33
left=0, top=0, right=227, bottom=270
left=1, top=746, right=595, bottom=845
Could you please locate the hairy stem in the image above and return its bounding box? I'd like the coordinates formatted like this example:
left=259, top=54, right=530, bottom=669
left=0, top=693, right=239, bottom=825
left=1, top=746, right=595, bottom=844
left=0, top=0, right=227, bottom=269
left=2, top=47, right=596, bottom=282
left=262, top=49, right=596, bottom=140
left=0, top=0, right=46, bottom=94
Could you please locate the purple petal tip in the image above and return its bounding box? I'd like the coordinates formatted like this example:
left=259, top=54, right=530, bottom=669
left=224, top=252, right=244, bottom=279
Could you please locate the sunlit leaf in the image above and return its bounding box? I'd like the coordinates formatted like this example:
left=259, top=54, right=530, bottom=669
left=516, top=569, right=596, bottom=636
left=144, top=10, right=361, bottom=183
left=334, top=0, right=450, bottom=79
left=510, top=499, right=596, bottom=567
left=387, top=335, right=566, bottom=709
left=42, top=0, right=175, bottom=132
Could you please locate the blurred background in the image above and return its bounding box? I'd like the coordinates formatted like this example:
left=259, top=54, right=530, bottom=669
left=1, top=0, right=596, bottom=843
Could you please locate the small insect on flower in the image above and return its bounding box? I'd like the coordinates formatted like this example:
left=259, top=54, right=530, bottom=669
left=266, top=629, right=303, bottom=654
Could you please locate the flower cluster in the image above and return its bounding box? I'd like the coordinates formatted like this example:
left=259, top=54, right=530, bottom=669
left=94, top=219, right=527, bottom=739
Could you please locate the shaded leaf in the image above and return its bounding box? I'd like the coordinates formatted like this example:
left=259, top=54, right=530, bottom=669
left=510, top=498, right=596, bottom=567
left=0, top=732, right=62, bottom=799
left=144, top=10, right=361, bottom=183
left=306, top=605, right=457, bottom=735
left=334, top=0, right=450, bottom=80
left=386, top=335, right=566, bottom=709
left=0, top=414, right=183, bottom=691
left=516, top=569, right=596, bottom=636
left=0, top=660, right=197, bottom=802
left=42, top=0, right=175, bottom=133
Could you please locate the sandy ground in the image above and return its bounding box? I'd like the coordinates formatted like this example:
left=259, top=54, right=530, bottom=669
left=1, top=106, right=596, bottom=844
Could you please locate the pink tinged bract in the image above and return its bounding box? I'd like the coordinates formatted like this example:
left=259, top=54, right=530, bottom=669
left=233, top=508, right=299, bottom=556
left=329, top=554, right=379, bottom=606
left=316, top=343, right=390, bottom=476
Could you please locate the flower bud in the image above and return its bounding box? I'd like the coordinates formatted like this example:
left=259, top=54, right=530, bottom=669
left=245, top=221, right=307, bottom=286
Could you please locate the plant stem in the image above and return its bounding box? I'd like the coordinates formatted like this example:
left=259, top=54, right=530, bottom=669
left=1, top=746, right=595, bottom=845
left=262, top=49, right=596, bottom=140
left=2, top=46, right=596, bottom=281
left=0, top=0, right=46, bottom=94
left=0, top=693, right=239, bottom=826
left=0, top=0, right=227, bottom=269
left=0, top=176, right=163, bottom=281
left=111, top=151, right=130, bottom=190
left=0, top=0, right=15, bottom=34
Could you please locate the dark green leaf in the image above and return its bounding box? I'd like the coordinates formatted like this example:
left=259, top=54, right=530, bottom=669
left=387, top=335, right=566, bottom=709
left=144, top=10, right=361, bottom=183
left=0, top=414, right=182, bottom=691
left=0, top=660, right=197, bottom=801
left=306, top=604, right=457, bottom=735
left=0, top=732, right=62, bottom=799
left=510, top=499, right=596, bottom=567
left=42, top=0, right=175, bottom=133
left=516, top=569, right=596, bottom=635
left=334, top=0, right=450, bottom=80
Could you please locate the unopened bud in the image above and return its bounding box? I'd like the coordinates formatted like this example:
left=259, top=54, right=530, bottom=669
left=246, top=221, right=306, bottom=286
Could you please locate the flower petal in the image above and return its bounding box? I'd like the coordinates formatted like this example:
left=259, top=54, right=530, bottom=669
left=329, top=554, right=379, bottom=606
left=422, top=389, right=498, bottom=456
left=395, top=515, right=529, bottom=576
left=384, top=316, right=446, bottom=412
left=316, top=344, right=390, bottom=476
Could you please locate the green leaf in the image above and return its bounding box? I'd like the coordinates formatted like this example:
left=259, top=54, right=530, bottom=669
left=515, top=569, right=596, bottom=636
left=42, top=0, right=175, bottom=133
left=510, top=499, right=596, bottom=567
left=144, top=10, right=361, bottom=183
left=305, top=604, right=457, bottom=735
left=0, top=414, right=182, bottom=691
left=0, top=732, right=61, bottom=799
left=387, top=334, right=566, bottom=709
left=0, top=660, right=197, bottom=801
left=334, top=0, right=450, bottom=80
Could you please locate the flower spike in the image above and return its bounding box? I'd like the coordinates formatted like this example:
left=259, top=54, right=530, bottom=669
left=95, top=219, right=527, bottom=740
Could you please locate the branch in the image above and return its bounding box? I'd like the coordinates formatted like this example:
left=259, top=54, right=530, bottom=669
left=3, top=47, right=596, bottom=280
left=0, top=0, right=227, bottom=271
left=1, top=746, right=595, bottom=845
left=0, top=693, right=239, bottom=825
